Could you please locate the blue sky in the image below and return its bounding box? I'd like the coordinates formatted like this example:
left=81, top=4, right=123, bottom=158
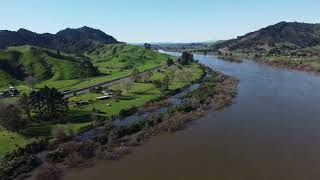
left=2, top=0, right=319, bottom=43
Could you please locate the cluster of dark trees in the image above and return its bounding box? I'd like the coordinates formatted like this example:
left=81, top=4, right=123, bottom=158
left=144, top=43, right=152, bottom=50
left=0, top=87, right=68, bottom=132
left=0, top=140, right=48, bottom=180
left=179, top=52, right=194, bottom=65
left=166, top=58, right=174, bottom=66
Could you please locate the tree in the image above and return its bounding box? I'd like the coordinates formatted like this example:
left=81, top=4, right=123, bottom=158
left=166, top=58, right=174, bottom=66
left=112, top=89, right=123, bottom=98
left=161, top=75, right=170, bottom=92
left=0, top=104, right=25, bottom=132
left=79, top=60, right=99, bottom=77
left=179, top=51, right=194, bottom=65
left=120, top=79, right=134, bottom=94
left=29, top=86, right=68, bottom=121
left=175, top=69, right=184, bottom=82
left=18, top=93, right=32, bottom=120
left=168, top=66, right=177, bottom=81
left=144, top=43, right=152, bottom=50
left=144, top=70, right=153, bottom=82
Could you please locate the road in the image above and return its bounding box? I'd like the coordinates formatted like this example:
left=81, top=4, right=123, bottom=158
left=63, top=65, right=168, bottom=98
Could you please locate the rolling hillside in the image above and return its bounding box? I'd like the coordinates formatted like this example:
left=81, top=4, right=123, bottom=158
left=0, top=27, right=172, bottom=90
left=0, top=26, right=118, bottom=54
left=87, top=43, right=170, bottom=72
left=0, top=46, right=99, bottom=87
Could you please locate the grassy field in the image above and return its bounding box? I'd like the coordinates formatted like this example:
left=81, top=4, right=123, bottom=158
left=70, top=83, right=161, bottom=116
left=69, top=63, right=203, bottom=116
left=150, top=63, right=203, bottom=90
left=0, top=130, right=35, bottom=156
left=36, top=70, right=132, bottom=91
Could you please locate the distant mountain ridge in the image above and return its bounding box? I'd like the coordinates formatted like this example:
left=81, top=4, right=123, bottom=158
left=0, top=26, right=119, bottom=54
left=212, top=22, right=320, bottom=55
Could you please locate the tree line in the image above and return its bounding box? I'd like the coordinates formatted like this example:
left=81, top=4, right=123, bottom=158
left=0, top=87, right=68, bottom=132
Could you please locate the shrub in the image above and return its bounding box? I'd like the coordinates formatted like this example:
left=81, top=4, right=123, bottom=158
left=0, top=140, right=47, bottom=179
left=46, top=140, right=96, bottom=164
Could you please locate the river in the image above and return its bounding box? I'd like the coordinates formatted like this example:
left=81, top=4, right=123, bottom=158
left=65, top=54, right=320, bottom=180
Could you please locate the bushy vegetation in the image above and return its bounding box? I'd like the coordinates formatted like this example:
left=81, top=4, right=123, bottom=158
left=28, top=86, right=68, bottom=121
left=0, top=105, right=25, bottom=132
left=46, top=140, right=96, bottom=164
left=0, top=140, right=47, bottom=180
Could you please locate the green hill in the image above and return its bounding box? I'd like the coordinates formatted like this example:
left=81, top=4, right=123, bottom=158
left=33, top=44, right=172, bottom=91
left=0, top=46, right=99, bottom=87
left=87, top=43, right=171, bottom=73
left=212, top=22, right=320, bottom=56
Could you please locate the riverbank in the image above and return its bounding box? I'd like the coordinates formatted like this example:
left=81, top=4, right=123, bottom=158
left=29, top=67, right=238, bottom=180
left=258, top=56, right=320, bottom=73
left=65, top=53, right=320, bottom=180
left=216, top=51, right=320, bottom=73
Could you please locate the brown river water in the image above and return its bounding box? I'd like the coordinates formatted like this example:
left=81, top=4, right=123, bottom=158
left=65, top=54, right=320, bottom=180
